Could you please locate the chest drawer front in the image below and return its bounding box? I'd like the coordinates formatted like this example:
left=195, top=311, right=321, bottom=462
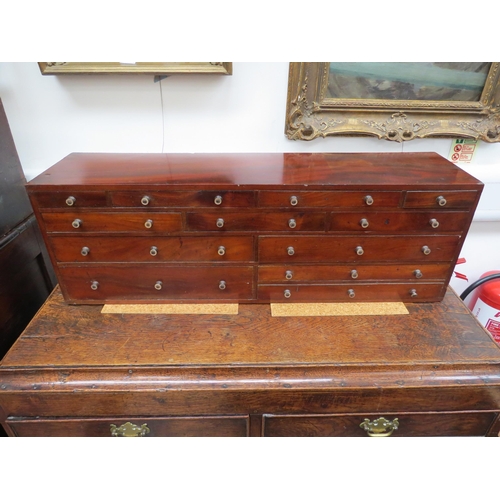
left=31, top=191, right=108, bottom=208
left=329, top=211, right=469, bottom=233
left=111, top=190, right=256, bottom=208
left=8, top=416, right=249, bottom=437
left=50, top=236, right=255, bottom=262
left=403, top=190, right=479, bottom=209
left=258, top=263, right=451, bottom=283
left=258, top=191, right=402, bottom=208
left=258, top=235, right=461, bottom=263
left=59, top=265, right=254, bottom=301
left=263, top=412, right=497, bottom=437
left=257, top=283, right=445, bottom=302
left=186, top=212, right=326, bottom=232
left=42, top=212, right=183, bottom=233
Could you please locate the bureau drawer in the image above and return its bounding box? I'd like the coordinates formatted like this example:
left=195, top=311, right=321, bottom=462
left=111, top=190, right=256, bottom=208
left=258, top=235, right=461, bottom=263
left=329, top=211, right=469, bottom=233
left=31, top=191, right=108, bottom=208
left=403, top=190, right=479, bottom=209
left=50, top=236, right=255, bottom=262
left=257, top=283, right=446, bottom=302
left=263, top=412, right=497, bottom=437
left=258, top=191, right=402, bottom=208
left=42, top=212, right=182, bottom=233
left=8, top=416, right=249, bottom=437
left=186, top=212, right=326, bottom=232
left=258, top=263, right=451, bottom=283
left=59, top=265, right=255, bottom=301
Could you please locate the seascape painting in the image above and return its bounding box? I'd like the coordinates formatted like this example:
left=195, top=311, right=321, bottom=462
left=327, top=62, right=491, bottom=102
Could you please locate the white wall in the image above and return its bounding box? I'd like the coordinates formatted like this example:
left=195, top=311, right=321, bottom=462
left=1, top=62, right=499, bottom=300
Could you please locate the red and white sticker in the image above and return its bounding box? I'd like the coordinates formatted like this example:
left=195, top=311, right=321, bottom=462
left=472, top=297, right=500, bottom=343
left=449, top=139, right=478, bottom=164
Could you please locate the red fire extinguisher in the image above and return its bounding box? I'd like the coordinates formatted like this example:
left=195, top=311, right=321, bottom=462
left=462, top=271, right=500, bottom=344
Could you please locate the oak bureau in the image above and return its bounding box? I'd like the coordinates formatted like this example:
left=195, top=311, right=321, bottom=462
left=25, top=152, right=482, bottom=304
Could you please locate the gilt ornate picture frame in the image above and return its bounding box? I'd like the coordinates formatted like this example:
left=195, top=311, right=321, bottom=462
left=285, top=62, right=500, bottom=142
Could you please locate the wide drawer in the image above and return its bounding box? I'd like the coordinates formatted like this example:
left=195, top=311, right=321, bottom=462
left=7, top=416, right=249, bottom=437
left=42, top=211, right=182, bottom=233
left=258, top=235, right=461, bottom=263
left=31, top=191, right=108, bottom=208
left=186, top=211, right=326, bottom=232
left=263, top=412, right=497, bottom=437
left=257, top=283, right=446, bottom=302
left=58, top=265, right=255, bottom=301
left=328, top=211, right=469, bottom=233
left=258, top=191, right=402, bottom=208
left=111, top=190, right=256, bottom=208
left=258, top=263, right=451, bottom=283
left=403, top=190, right=479, bottom=208
left=50, top=235, right=255, bottom=262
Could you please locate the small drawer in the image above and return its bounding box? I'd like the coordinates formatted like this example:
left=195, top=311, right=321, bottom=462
left=8, top=416, right=249, bottom=437
left=258, top=235, right=461, bottom=263
left=257, top=283, right=446, bottom=302
left=58, top=265, right=255, bottom=302
left=42, top=212, right=182, bottom=233
left=329, top=211, right=470, bottom=233
left=31, top=191, right=108, bottom=208
left=50, top=236, right=255, bottom=262
left=186, top=212, right=326, bottom=232
left=403, top=190, right=479, bottom=209
left=258, top=263, right=451, bottom=283
left=263, top=412, right=497, bottom=437
left=111, top=190, right=256, bottom=208
left=258, top=191, right=402, bottom=208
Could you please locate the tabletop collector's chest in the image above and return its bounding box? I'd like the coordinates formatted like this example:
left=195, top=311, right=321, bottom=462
left=25, top=152, right=483, bottom=304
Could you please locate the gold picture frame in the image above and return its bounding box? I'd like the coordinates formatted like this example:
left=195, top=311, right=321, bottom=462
left=285, top=62, right=500, bottom=142
left=38, top=62, right=232, bottom=75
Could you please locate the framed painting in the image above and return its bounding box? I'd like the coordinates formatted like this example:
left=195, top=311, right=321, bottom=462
left=285, top=62, right=500, bottom=142
left=38, top=62, right=232, bottom=75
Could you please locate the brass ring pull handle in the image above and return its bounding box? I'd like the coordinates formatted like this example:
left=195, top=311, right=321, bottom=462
left=429, top=218, right=439, bottom=229
left=284, top=289, right=291, bottom=299
left=90, top=281, right=99, bottom=291
left=287, top=246, right=295, bottom=256
left=360, top=218, right=369, bottom=229
left=436, top=195, right=447, bottom=207
left=290, top=195, right=298, bottom=206
left=216, top=218, right=224, bottom=228
left=285, top=270, right=293, bottom=280
left=154, top=281, right=162, bottom=290
left=410, top=289, right=418, bottom=298
left=351, top=269, right=358, bottom=279
left=422, top=245, right=431, bottom=255
left=288, top=219, right=297, bottom=229
left=144, top=219, right=153, bottom=229
left=364, top=195, right=374, bottom=206
left=360, top=417, right=399, bottom=437
left=141, top=195, right=150, bottom=206
left=414, top=269, right=423, bottom=279
left=66, top=196, right=76, bottom=206
left=110, top=422, right=150, bottom=437
left=218, top=246, right=226, bottom=256
left=81, top=246, right=90, bottom=256
left=150, top=246, right=158, bottom=257
left=219, top=280, right=226, bottom=290
left=72, top=219, right=82, bottom=229
left=355, top=246, right=364, bottom=256
left=214, top=195, right=223, bottom=205
left=347, top=288, right=355, bottom=298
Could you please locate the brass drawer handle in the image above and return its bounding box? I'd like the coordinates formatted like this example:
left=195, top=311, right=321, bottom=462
left=436, top=195, right=447, bottom=207
left=351, top=269, right=358, bottom=279
left=347, top=288, right=355, bottom=298
left=364, top=195, right=374, bottom=206
left=355, top=246, right=364, bottom=256
left=214, top=195, right=223, bottom=205
left=81, top=246, right=90, bottom=256
left=216, top=218, right=224, bottom=228
left=290, top=195, right=298, bottom=206
left=141, top=195, right=151, bottom=206
left=429, top=218, right=439, bottom=229
left=219, top=280, right=226, bottom=290
left=72, top=218, right=82, bottom=229
left=65, top=196, right=76, bottom=206
left=144, top=219, right=153, bottom=229
left=287, top=246, right=295, bottom=256
left=218, top=246, right=226, bottom=256
left=360, top=218, right=369, bottom=229
left=150, top=246, right=158, bottom=256
left=414, top=269, right=423, bottom=279
left=422, top=245, right=431, bottom=255
left=284, top=289, right=291, bottom=299
left=360, top=417, right=399, bottom=437
left=288, top=218, right=297, bottom=229
left=110, top=422, right=150, bottom=437
left=285, top=270, right=293, bottom=280
left=410, top=289, right=418, bottom=298
left=154, top=281, right=163, bottom=290
left=90, top=281, right=99, bottom=291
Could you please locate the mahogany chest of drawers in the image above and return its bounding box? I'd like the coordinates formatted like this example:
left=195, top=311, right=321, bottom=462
left=26, top=152, right=483, bottom=304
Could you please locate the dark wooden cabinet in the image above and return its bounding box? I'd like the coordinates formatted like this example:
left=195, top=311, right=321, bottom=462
left=26, top=152, right=482, bottom=304
left=1, top=287, right=499, bottom=437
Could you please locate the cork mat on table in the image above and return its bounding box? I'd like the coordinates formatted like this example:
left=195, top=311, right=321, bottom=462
left=101, top=303, right=239, bottom=315
left=270, top=302, right=409, bottom=317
